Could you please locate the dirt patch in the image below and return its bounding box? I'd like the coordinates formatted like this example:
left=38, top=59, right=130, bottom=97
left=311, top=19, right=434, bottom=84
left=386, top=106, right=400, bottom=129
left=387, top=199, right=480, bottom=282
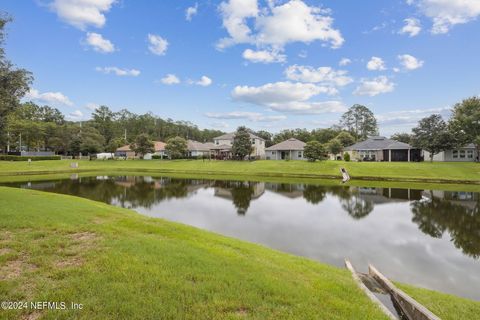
left=0, top=257, right=36, bottom=281
left=54, top=231, right=99, bottom=269
left=68, top=231, right=97, bottom=243
left=236, top=307, right=249, bottom=316
left=0, top=247, right=13, bottom=255
left=22, top=311, right=42, bottom=320
left=55, top=257, right=83, bottom=268
left=0, top=230, right=13, bottom=242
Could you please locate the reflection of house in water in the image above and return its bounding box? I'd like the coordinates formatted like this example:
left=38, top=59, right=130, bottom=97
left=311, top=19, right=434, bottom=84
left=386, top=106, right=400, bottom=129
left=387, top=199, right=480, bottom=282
left=422, top=190, right=479, bottom=210
left=265, top=183, right=305, bottom=199
left=214, top=182, right=265, bottom=215
left=353, top=187, right=423, bottom=204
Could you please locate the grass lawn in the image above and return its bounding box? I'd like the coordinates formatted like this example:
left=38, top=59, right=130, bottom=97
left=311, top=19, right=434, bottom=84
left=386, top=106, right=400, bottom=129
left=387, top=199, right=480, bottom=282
left=0, top=186, right=391, bottom=320
left=0, top=159, right=479, bottom=185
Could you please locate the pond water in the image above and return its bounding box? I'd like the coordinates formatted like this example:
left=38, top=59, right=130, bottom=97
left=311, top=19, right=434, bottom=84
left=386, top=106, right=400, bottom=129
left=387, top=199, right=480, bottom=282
left=4, top=175, right=480, bottom=301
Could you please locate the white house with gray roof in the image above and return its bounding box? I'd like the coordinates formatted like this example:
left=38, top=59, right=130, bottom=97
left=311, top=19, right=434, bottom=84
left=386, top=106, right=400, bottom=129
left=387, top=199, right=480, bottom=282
left=213, top=132, right=266, bottom=158
left=344, top=136, right=422, bottom=162
left=265, top=138, right=306, bottom=160
left=423, top=143, right=478, bottom=162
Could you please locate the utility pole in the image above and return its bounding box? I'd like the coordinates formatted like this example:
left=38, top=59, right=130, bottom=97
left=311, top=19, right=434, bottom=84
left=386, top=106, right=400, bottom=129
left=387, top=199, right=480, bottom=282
left=19, top=133, right=22, bottom=153
left=7, top=131, right=10, bottom=153
left=124, top=128, right=127, bottom=141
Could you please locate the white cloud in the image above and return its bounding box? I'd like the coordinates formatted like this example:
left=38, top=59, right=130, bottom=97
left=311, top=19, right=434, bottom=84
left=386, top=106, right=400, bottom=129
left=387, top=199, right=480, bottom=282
left=186, top=3, right=198, bottom=21
left=84, top=32, right=115, bottom=53
left=408, top=0, right=480, bottom=34
left=339, top=58, right=351, bottom=66
left=377, top=107, right=451, bottom=126
left=242, top=48, right=286, bottom=63
left=217, top=0, right=344, bottom=50
left=231, top=81, right=346, bottom=114
left=367, top=56, right=386, bottom=71
left=210, top=122, right=230, bottom=128
left=205, top=111, right=286, bottom=122
left=284, top=65, right=353, bottom=87
left=195, top=76, right=213, bottom=87
left=147, top=34, right=168, bottom=56
left=160, top=74, right=181, bottom=85
left=49, top=0, right=115, bottom=30
left=354, top=76, right=395, bottom=96
left=85, top=103, right=99, bottom=111
left=398, top=54, right=424, bottom=70
left=68, top=110, right=84, bottom=119
left=399, top=18, right=421, bottom=37
left=96, top=66, right=140, bottom=77
left=24, top=89, right=73, bottom=106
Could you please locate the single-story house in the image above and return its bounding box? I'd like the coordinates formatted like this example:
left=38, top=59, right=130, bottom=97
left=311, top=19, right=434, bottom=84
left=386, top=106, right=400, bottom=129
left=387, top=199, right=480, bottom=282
left=345, top=136, right=422, bottom=162
left=115, top=141, right=166, bottom=159
left=213, top=132, right=266, bottom=158
left=187, top=140, right=214, bottom=158
left=265, top=138, right=306, bottom=160
left=423, top=143, right=478, bottom=162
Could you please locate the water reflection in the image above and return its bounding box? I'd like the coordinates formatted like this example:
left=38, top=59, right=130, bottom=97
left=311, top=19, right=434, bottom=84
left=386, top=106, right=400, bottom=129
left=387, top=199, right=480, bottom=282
left=4, top=176, right=480, bottom=300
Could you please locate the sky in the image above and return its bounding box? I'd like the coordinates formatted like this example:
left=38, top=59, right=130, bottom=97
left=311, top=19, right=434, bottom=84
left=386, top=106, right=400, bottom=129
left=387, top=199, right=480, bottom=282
left=2, top=0, right=480, bottom=136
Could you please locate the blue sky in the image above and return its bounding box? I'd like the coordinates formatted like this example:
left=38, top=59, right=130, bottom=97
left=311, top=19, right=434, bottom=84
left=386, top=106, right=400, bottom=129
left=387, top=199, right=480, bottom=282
left=3, top=0, right=480, bottom=135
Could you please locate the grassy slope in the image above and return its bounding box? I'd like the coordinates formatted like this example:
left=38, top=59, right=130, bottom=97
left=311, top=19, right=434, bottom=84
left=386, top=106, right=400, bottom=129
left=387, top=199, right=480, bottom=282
left=0, top=159, right=479, bottom=184
left=397, top=283, right=480, bottom=320
left=0, top=187, right=389, bottom=320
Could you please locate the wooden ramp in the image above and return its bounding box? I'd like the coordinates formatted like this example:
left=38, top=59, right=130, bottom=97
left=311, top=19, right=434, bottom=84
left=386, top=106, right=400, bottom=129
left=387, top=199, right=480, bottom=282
left=345, top=259, right=441, bottom=320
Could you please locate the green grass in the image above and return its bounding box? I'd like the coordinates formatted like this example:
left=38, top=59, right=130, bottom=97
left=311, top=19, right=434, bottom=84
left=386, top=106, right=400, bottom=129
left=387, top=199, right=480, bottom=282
left=0, top=186, right=391, bottom=320
left=397, top=283, right=480, bottom=320
left=0, top=159, right=479, bottom=185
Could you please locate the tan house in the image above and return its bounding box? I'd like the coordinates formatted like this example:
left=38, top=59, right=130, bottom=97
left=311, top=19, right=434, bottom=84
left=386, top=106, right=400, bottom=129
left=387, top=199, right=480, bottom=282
left=187, top=140, right=214, bottom=158
left=265, top=138, right=306, bottom=160
left=344, top=136, right=422, bottom=162
left=212, top=132, right=266, bottom=159
left=115, top=141, right=166, bottom=159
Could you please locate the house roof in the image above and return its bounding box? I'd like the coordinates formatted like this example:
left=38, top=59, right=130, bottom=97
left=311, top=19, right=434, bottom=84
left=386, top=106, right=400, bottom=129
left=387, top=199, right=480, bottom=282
left=464, top=143, right=476, bottom=149
left=345, top=136, right=413, bottom=151
left=266, top=138, right=306, bottom=151
left=187, top=140, right=213, bottom=151
left=116, top=141, right=166, bottom=152
left=210, top=144, right=232, bottom=151
left=213, top=132, right=265, bottom=141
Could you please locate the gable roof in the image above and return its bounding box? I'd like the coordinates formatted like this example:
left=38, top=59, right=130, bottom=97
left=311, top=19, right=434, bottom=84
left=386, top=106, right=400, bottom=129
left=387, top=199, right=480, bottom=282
left=213, top=132, right=264, bottom=141
left=345, top=136, right=413, bottom=151
left=266, top=138, right=306, bottom=151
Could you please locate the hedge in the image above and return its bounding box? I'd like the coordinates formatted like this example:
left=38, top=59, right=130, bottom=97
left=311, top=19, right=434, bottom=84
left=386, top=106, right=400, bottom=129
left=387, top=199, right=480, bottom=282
left=0, top=155, right=61, bottom=161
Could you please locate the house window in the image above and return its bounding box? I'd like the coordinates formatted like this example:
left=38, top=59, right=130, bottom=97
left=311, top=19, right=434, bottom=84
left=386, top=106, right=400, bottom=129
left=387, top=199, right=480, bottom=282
left=467, top=150, right=474, bottom=158
left=215, top=141, right=219, bottom=145
left=298, top=151, right=302, bottom=158
left=251, top=139, right=255, bottom=145
left=460, top=150, right=466, bottom=158
left=453, top=150, right=458, bottom=159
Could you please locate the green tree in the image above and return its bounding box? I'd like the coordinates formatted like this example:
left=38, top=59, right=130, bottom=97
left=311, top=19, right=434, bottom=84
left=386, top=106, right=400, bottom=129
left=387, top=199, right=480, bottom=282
left=327, top=139, right=343, bottom=158
left=411, top=114, right=456, bottom=162
left=92, top=105, right=116, bottom=147
left=131, top=134, right=155, bottom=159
left=165, top=136, right=187, bottom=159
left=0, top=17, right=33, bottom=151
left=335, top=131, right=356, bottom=147
left=340, top=104, right=378, bottom=141
left=106, top=137, right=126, bottom=154
left=391, top=132, right=412, bottom=144
left=304, top=141, right=326, bottom=162
left=255, top=130, right=273, bottom=147
left=450, top=97, right=480, bottom=161
left=232, top=126, right=253, bottom=160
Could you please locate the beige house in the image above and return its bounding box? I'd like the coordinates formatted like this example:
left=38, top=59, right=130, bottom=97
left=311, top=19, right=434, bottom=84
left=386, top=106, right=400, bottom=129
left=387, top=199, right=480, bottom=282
left=265, top=138, right=306, bottom=160
left=344, top=136, right=422, bottom=162
left=115, top=141, right=166, bottom=159
left=212, top=132, right=266, bottom=159
left=186, top=140, right=214, bottom=158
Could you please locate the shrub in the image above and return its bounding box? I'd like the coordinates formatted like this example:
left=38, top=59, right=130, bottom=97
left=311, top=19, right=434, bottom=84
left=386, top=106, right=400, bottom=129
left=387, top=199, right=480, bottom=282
left=151, top=155, right=163, bottom=160
left=0, top=155, right=61, bottom=161
left=343, top=152, right=350, bottom=162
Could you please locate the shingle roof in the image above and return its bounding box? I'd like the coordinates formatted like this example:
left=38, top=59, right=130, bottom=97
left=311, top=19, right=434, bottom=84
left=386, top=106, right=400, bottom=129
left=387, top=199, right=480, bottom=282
left=266, top=138, right=306, bottom=151
left=210, top=144, right=232, bottom=150
left=187, top=140, right=212, bottom=151
left=345, top=136, right=413, bottom=151
left=213, top=132, right=265, bottom=141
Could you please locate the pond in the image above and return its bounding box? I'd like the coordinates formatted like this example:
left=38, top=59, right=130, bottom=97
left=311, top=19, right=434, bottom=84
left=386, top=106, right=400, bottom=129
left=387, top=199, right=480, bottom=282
left=3, top=175, right=480, bottom=301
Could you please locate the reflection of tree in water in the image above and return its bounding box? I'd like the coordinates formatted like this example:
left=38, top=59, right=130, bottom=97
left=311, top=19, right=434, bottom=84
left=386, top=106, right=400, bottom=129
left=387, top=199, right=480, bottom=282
left=230, top=182, right=255, bottom=215
left=411, top=191, right=480, bottom=259
left=302, top=185, right=327, bottom=204
left=340, top=195, right=374, bottom=219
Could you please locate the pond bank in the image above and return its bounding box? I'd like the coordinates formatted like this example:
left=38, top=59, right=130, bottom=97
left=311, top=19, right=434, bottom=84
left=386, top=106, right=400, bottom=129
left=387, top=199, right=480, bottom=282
left=0, top=159, right=479, bottom=186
